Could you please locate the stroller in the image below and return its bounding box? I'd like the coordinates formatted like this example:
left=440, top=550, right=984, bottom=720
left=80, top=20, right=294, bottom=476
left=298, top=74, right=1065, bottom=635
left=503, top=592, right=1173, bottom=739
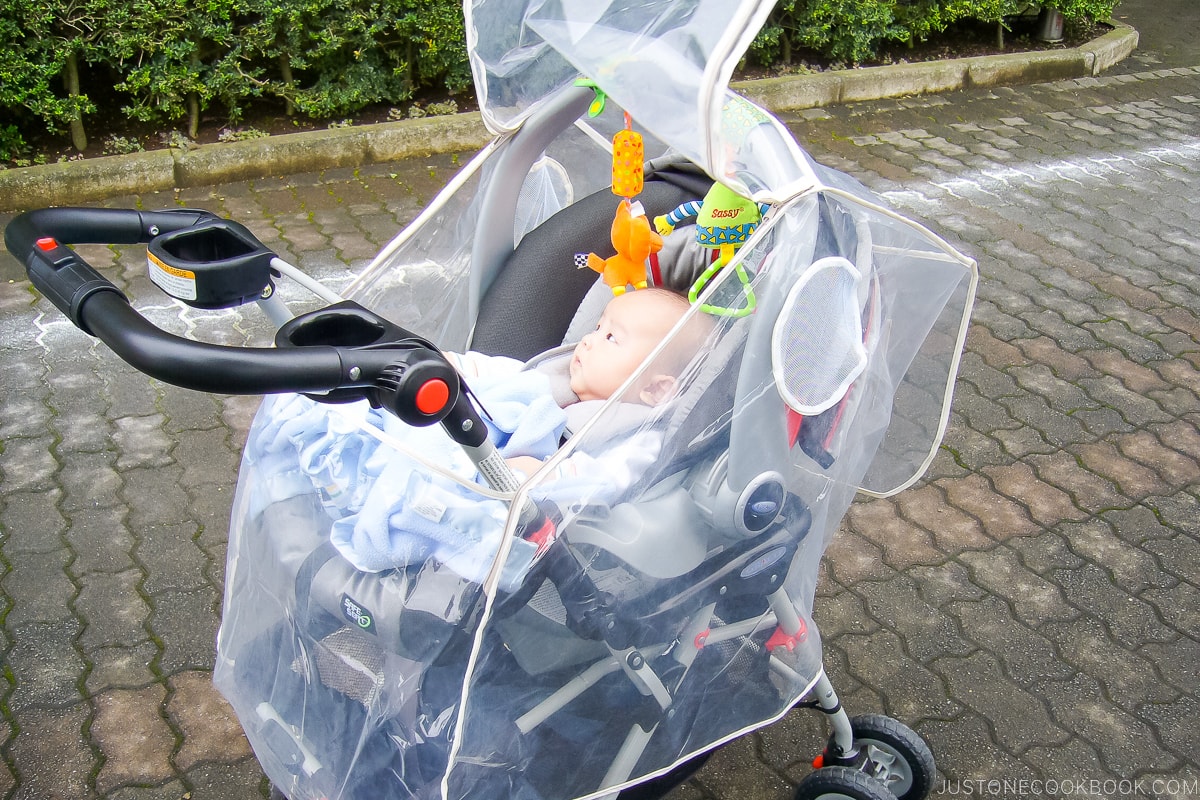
left=3, top=3, right=978, bottom=800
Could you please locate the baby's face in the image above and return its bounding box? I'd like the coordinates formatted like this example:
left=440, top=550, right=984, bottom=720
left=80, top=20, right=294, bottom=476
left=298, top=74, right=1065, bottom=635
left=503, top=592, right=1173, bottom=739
left=569, top=290, right=685, bottom=403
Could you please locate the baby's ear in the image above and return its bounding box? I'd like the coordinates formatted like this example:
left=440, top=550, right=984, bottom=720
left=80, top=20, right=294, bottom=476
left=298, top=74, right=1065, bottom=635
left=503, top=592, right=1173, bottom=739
left=638, top=374, right=678, bottom=406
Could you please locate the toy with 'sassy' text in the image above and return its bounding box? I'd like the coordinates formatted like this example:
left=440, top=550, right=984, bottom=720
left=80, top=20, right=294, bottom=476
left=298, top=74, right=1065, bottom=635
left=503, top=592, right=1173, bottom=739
left=654, top=182, right=770, bottom=316
left=575, top=199, right=662, bottom=295
left=651, top=95, right=775, bottom=316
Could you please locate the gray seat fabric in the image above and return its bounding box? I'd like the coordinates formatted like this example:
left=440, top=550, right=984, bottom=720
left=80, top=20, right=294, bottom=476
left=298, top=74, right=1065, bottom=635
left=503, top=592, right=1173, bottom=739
left=472, top=162, right=712, bottom=360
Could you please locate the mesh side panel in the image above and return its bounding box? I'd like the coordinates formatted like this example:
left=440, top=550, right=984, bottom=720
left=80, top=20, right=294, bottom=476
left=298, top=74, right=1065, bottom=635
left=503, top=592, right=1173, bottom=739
left=526, top=579, right=569, bottom=625
left=708, top=620, right=765, bottom=685
left=294, top=628, right=386, bottom=708
left=771, top=256, right=867, bottom=415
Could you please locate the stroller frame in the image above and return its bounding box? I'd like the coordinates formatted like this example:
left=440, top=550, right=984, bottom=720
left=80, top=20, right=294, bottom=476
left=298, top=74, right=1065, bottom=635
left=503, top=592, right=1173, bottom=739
left=4, top=6, right=977, bottom=800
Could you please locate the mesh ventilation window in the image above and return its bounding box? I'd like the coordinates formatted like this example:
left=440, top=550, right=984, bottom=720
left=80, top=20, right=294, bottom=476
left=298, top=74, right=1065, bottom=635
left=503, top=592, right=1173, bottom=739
left=515, top=156, right=574, bottom=245
left=771, top=256, right=868, bottom=415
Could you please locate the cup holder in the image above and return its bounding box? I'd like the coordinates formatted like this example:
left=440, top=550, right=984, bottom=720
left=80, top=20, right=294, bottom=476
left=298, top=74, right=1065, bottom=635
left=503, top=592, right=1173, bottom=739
left=275, top=301, right=427, bottom=404
left=276, top=302, right=398, bottom=349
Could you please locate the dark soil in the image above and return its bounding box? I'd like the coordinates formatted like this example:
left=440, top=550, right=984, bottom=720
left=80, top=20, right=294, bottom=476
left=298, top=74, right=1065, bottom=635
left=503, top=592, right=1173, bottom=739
left=12, top=15, right=1109, bottom=168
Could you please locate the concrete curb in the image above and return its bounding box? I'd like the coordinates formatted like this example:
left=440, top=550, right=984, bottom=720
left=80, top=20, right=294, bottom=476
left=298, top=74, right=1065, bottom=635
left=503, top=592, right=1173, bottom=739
left=734, top=20, right=1137, bottom=110
left=0, top=21, right=1137, bottom=212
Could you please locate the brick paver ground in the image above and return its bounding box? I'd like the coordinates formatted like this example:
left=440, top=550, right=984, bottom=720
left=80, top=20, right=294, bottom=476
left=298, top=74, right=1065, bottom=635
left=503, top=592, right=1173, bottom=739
left=1, top=1, right=1196, bottom=798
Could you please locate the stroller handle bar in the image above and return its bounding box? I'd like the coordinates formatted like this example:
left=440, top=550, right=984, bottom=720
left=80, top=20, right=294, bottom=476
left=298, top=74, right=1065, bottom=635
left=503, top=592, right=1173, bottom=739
left=4, top=207, right=491, bottom=451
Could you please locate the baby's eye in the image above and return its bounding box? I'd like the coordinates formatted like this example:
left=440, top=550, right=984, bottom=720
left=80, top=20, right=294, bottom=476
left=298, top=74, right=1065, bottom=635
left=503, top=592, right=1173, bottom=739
left=605, top=333, right=617, bottom=342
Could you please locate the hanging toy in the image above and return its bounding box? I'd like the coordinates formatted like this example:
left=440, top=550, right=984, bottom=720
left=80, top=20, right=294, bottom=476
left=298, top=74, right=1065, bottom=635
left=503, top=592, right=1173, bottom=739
left=652, top=97, right=775, bottom=317
left=611, top=111, right=644, bottom=200
left=654, top=182, right=769, bottom=316
left=576, top=199, right=662, bottom=295
left=654, top=182, right=768, bottom=269
left=572, top=87, right=659, bottom=295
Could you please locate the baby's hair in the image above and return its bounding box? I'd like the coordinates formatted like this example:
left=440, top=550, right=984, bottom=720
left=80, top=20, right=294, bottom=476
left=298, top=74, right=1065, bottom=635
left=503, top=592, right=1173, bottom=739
left=640, top=286, right=715, bottom=375
left=639, top=285, right=691, bottom=311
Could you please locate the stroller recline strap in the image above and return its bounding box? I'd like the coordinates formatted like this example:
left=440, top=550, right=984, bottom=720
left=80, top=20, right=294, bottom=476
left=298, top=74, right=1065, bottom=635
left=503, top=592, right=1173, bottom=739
left=294, top=541, right=341, bottom=623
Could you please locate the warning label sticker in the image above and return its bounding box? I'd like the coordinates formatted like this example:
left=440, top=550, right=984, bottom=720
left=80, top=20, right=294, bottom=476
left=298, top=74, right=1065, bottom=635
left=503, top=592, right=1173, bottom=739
left=147, top=252, right=198, bottom=301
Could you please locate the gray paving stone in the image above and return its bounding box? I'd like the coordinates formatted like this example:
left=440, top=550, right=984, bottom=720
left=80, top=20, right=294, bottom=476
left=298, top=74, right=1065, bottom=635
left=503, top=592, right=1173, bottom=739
left=136, top=522, right=210, bottom=595
left=1140, top=533, right=1200, bottom=585
left=7, top=704, right=94, bottom=800
left=75, top=569, right=151, bottom=651
left=1058, top=518, right=1175, bottom=594
left=853, top=576, right=974, bottom=662
left=995, top=396, right=1091, bottom=448
left=122, top=465, right=193, bottom=529
left=1106, top=502, right=1189, bottom=542
left=64, top=507, right=137, bottom=575
left=934, top=651, right=1070, bottom=755
left=945, top=596, right=1074, bottom=685
left=7, top=620, right=86, bottom=709
left=1, top=549, right=74, bottom=626
left=85, top=641, right=161, bottom=694
left=1138, top=580, right=1200, bottom=640
left=1034, top=673, right=1181, bottom=776
left=180, top=759, right=268, bottom=800
left=839, top=631, right=963, bottom=722
left=1053, top=564, right=1178, bottom=648
left=919, top=713, right=1031, bottom=787
left=1041, top=615, right=1179, bottom=711
left=0, top=435, right=59, bottom=494
left=692, top=735, right=795, bottom=800
left=107, top=782, right=192, bottom=800
left=959, top=547, right=1077, bottom=627
left=1003, top=531, right=1086, bottom=578
left=58, top=451, right=123, bottom=512
left=908, top=561, right=988, bottom=608
left=1022, top=737, right=1125, bottom=798
left=0, top=489, right=66, bottom=554
left=811, top=589, right=880, bottom=640
left=150, top=587, right=221, bottom=672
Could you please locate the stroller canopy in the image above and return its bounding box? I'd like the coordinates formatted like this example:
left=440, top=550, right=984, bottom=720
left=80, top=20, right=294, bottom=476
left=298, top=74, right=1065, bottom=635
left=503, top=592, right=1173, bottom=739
left=466, top=0, right=817, bottom=202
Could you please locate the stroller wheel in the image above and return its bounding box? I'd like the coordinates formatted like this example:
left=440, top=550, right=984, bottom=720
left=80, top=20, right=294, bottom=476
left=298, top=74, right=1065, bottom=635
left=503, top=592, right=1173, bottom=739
left=838, top=715, right=935, bottom=800
left=794, top=766, right=893, bottom=800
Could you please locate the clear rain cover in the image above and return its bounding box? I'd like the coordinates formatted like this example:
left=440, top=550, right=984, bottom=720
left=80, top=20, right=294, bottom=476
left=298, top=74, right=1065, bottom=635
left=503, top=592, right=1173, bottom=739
left=466, top=0, right=817, bottom=202
left=214, top=2, right=978, bottom=800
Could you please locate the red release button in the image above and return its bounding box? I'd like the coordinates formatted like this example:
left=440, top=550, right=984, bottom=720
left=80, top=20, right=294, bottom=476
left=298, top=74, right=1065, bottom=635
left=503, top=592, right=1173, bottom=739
left=415, top=379, right=450, bottom=415
left=36, top=237, right=59, bottom=251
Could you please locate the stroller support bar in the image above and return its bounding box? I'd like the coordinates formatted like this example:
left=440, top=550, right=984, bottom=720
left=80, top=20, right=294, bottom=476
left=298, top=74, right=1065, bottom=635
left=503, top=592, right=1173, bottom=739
left=515, top=654, right=629, bottom=734
left=600, top=722, right=657, bottom=798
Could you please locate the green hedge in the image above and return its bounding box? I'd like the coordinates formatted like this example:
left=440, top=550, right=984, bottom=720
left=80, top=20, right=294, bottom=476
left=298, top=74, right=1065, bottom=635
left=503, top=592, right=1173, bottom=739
left=751, top=0, right=1119, bottom=67
left=0, top=0, right=471, bottom=160
left=1, top=0, right=1118, bottom=162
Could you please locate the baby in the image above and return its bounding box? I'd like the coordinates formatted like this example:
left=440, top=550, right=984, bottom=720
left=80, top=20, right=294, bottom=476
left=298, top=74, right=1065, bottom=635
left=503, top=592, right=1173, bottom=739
left=449, top=287, right=704, bottom=478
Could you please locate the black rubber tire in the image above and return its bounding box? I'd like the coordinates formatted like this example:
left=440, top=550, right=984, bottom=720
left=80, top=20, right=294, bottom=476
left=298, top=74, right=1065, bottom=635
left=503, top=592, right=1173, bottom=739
left=795, top=766, right=895, bottom=800
left=267, top=786, right=288, bottom=800
left=846, top=714, right=936, bottom=800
